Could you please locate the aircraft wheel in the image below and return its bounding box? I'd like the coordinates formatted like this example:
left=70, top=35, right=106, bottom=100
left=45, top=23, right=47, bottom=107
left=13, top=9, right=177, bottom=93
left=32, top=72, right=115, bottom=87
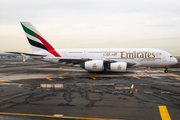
left=164, top=70, right=168, bottom=73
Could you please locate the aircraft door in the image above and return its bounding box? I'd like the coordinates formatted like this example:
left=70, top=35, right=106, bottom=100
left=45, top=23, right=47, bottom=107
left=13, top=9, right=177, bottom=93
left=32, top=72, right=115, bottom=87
left=84, top=51, right=88, bottom=56
left=163, top=56, right=166, bottom=62
left=64, top=51, right=68, bottom=56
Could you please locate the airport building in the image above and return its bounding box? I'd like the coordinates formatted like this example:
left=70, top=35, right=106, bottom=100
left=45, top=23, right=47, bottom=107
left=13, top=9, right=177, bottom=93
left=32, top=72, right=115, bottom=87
left=0, top=53, right=22, bottom=59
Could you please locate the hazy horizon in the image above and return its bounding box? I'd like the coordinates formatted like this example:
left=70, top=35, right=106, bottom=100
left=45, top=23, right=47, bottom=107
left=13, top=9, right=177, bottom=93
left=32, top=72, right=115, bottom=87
left=0, top=0, right=180, bottom=56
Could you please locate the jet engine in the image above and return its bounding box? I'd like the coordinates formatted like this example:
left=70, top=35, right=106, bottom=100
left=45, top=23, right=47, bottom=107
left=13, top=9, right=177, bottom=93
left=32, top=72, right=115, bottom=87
left=84, top=60, right=104, bottom=72
left=110, top=62, right=127, bottom=72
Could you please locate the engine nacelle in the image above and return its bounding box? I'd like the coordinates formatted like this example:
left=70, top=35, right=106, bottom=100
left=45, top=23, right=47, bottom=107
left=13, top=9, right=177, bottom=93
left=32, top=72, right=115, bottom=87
left=110, top=62, right=127, bottom=72
left=85, top=60, right=104, bottom=72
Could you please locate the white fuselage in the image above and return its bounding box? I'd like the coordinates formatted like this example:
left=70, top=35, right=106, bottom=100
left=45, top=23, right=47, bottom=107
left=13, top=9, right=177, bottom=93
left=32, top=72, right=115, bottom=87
left=20, top=22, right=178, bottom=72
left=38, top=48, right=178, bottom=68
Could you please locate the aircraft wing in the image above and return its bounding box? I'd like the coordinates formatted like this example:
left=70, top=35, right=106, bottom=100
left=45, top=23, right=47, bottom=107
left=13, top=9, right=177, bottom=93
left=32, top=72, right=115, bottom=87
left=6, top=52, right=137, bottom=67
left=43, top=57, right=91, bottom=65
left=43, top=57, right=137, bottom=67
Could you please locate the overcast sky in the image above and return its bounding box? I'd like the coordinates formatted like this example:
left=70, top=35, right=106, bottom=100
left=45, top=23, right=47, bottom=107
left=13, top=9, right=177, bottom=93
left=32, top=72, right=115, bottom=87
left=0, top=0, right=180, bottom=55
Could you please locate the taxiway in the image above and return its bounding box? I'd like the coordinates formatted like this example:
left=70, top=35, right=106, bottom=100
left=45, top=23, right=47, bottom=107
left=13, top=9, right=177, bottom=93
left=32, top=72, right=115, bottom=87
left=0, top=59, right=180, bottom=120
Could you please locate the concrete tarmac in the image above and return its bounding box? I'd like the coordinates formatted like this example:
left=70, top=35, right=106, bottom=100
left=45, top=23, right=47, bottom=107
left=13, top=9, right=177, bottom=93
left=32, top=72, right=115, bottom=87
left=0, top=59, right=180, bottom=120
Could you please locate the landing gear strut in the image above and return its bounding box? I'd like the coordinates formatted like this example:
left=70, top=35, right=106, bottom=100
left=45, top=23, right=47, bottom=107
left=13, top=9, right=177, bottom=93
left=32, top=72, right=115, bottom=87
left=164, top=67, right=168, bottom=73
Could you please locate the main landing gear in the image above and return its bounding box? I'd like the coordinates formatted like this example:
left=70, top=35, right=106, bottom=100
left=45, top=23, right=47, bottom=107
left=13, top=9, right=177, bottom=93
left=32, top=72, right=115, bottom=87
left=164, top=67, right=168, bottom=73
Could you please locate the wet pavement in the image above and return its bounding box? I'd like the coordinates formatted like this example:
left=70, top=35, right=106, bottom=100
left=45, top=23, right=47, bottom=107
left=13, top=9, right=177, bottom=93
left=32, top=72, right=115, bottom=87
left=0, top=60, right=180, bottom=120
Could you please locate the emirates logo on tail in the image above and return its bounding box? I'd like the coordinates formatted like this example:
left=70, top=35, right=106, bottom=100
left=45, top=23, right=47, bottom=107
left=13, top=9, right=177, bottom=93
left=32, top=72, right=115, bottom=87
left=21, top=22, right=61, bottom=57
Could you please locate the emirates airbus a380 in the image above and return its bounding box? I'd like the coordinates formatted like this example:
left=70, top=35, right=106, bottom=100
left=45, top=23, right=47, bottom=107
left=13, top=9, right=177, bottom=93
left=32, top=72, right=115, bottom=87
left=8, top=22, right=178, bottom=73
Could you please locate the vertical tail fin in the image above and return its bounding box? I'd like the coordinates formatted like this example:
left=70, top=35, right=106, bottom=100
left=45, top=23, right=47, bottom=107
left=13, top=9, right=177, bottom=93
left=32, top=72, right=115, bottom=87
left=20, top=22, right=61, bottom=57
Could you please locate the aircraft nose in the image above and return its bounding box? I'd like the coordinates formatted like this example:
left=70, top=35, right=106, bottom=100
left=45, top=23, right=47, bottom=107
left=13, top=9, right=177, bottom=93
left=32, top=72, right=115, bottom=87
left=171, top=57, right=178, bottom=65
left=175, top=58, right=178, bottom=64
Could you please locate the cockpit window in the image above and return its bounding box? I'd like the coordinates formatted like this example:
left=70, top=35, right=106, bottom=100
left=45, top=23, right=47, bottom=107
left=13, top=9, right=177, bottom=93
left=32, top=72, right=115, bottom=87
left=170, top=56, right=173, bottom=57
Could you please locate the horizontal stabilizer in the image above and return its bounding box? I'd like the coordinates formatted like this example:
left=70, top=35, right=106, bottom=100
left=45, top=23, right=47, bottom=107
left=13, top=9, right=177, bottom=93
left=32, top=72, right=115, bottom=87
left=6, top=52, right=47, bottom=57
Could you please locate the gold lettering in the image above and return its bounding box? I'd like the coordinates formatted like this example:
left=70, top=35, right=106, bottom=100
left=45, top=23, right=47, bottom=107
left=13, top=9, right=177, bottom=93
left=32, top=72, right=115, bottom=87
left=148, top=53, right=152, bottom=58
left=152, top=53, right=155, bottom=58
left=145, top=52, right=147, bottom=58
left=113, top=53, right=117, bottom=56
left=118, top=65, right=121, bottom=70
left=134, top=51, right=136, bottom=58
left=121, top=52, right=125, bottom=58
left=137, top=53, right=139, bottom=58
left=103, top=52, right=118, bottom=56
left=140, top=53, right=144, bottom=58
left=103, top=51, right=155, bottom=58
left=93, top=63, right=97, bottom=69
left=126, top=53, right=133, bottom=58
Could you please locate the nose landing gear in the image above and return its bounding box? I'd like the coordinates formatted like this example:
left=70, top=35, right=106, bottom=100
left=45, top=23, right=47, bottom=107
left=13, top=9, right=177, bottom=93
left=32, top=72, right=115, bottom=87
left=164, top=67, right=168, bottom=73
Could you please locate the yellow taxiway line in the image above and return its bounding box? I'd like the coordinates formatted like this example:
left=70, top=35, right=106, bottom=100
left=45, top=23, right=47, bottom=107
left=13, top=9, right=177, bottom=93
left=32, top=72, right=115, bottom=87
left=60, top=66, right=64, bottom=69
left=91, top=77, right=97, bottom=80
left=159, top=106, right=171, bottom=120
left=0, top=112, right=124, bottom=120
left=46, top=78, right=53, bottom=81
left=157, top=70, right=180, bottom=78
left=157, top=70, right=166, bottom=73
left=0, top=82, right=9, bottom=84
left=0, top=105, right=8, bottom=109
left=133, top=76, right=140, bottom=79
left=167, top=73, right=180, bottom=78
